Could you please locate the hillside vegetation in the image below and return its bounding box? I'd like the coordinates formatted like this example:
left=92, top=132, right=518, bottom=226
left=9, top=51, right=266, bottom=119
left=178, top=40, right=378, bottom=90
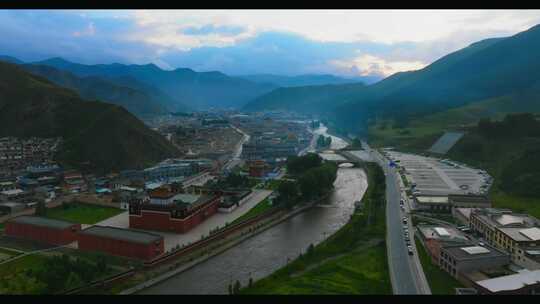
left=21, top=64, right=172, bottom=117
left=0, top=61, right=179, bottom=173
left=244, top=83, right=367, bottom=115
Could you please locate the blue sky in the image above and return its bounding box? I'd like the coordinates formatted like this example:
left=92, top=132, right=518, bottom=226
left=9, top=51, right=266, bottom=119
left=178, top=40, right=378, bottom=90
left=1, top=10, right=540, bottom=78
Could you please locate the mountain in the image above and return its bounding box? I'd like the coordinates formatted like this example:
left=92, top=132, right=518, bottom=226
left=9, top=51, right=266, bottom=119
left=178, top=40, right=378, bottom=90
left=243, top=83, right=367, bottom=115
left=0, top=61, right=179, bottom=173
left=0, top=55, right=23, bottom=64
left=20, top=64, right=173, bottom=118
left=239, top=73, right=376, bottom=87
left=32, top=58, right=276, bottom=110
left=333, top=24, right=540, bottom=133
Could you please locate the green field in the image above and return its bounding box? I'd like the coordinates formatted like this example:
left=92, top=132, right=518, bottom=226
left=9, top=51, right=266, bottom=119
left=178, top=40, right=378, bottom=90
left=240, top=163, right=390, bottom=295
left=231, top=198, right=273, bottom=225
left=415, top=238, right=463, bottom=294
left=46, top=202, right=124, bottom=224
left=242, top=243, right=390, bottom=294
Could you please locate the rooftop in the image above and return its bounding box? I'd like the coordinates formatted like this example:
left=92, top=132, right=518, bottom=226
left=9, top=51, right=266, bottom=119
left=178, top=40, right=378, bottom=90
left=495, top=214, right=525, bottom=226
left=473, top=208, right=538, bottom=228
left=443, top=243, right=508, bottom=261
left=9, top=216, right=77, bottom=230
left=417, top=225, right=470, bottom=243
left=461, top=246, right=490, bottom=255
left=80, top=225, right=163, bottom=245
left=476, top=269, right=540, bottom=293
left=520, top=227, right=540, bottom=241
left=498, top=227, right=540, bottom=242
left=173, top=193, right=200, bottom=205
left=416, top=196, right=449, bottom=204
left=1, top=189, right=24, bottom=196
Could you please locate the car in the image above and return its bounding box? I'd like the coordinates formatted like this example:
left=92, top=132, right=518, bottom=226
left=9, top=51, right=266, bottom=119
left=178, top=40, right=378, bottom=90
left=407, top=248, right=414, bottom=256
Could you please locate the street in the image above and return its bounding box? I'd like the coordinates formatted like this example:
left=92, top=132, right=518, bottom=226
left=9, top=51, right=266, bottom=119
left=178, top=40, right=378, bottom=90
left=362, top=142, right=431, bottom=294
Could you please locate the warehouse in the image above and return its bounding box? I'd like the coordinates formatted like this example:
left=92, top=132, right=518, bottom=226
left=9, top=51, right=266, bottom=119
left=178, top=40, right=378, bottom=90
left=78, top=225, right=164, bottom=261
left=5, top=215, right=81, bottom=245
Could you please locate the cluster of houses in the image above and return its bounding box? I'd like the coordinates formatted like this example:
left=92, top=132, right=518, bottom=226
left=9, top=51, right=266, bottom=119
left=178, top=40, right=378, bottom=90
left=0, top=137, right=62, bottom=176
left=417, top=207, right=540, bottom=294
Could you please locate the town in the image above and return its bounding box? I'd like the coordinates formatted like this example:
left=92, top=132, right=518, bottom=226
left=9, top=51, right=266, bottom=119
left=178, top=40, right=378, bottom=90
left=0, top=110, right=331, bottom=294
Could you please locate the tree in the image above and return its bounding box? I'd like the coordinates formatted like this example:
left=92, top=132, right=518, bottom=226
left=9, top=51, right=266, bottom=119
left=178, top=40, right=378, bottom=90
left=233, top=280, right=241, bottom=294
left=248, top=277, right=253, bottom=288
left=35, top=200, right=47, bottom=216
left=65, top=272, right=84, bottom=290
left=307, top=243, right=315, bottom=256
left=228, top=283, right=233, bottom=295
left=277, top=180, right=299, bottom=209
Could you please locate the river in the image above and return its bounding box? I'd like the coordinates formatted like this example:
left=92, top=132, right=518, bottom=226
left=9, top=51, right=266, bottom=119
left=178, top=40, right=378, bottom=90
left=299, top=123, right=349, bottom=155
left=139, top=127, right=366, bottom=295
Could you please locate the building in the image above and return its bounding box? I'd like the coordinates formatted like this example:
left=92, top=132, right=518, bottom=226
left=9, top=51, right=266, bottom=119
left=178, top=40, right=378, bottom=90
left=143, top=162, right=193, bottom=181
left=218, top=190, right=253, bottom=213
left=78, top=225, right=164, bottom=261
left=0, top=202, right=26, bottom=215
left=0, top=181, right=16, bottom=192
left=416, top=225, right=470, bottom=263
left=452, top=208, right=478, bottom=226
left=63, top=171, right=87, bottom=193
left=5, top=216, right=81, bottom=245
left=414, top=196, right=450, bottom=212
left=470, top=208, right=540, bottom=268
left=0, top=188, right=28, bottom=201
left=129, top=192, right=222, bottom=233
left=248, top=160, right=267, bottom=178
left=474, top=269, right=540, bottom=294
left=439, top=243, right=511, bottom=285
left=448, top=194, right=491, bottom=209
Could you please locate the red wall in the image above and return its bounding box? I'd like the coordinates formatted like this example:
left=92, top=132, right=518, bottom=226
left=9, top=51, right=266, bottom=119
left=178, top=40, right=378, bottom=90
left=5, top=222, right=81, bottom=246
left=78, top=233, right=164, bottom=261
left=130, top=197, right=219, bottom=233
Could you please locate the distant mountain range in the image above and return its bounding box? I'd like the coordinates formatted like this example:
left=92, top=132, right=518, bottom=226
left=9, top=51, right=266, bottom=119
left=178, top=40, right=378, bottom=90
left=30, top=57, right=277, bottom=110
left=239, top=73, right=378, bottom=87
left=245, top=24, right=540, bottom=135
left=0, top=61, right=179, bottom=173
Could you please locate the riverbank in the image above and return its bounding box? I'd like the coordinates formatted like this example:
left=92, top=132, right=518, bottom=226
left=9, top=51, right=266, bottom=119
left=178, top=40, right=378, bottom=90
left=239, top=162, right=390, bottom=294
left=133, top=167, right=367, bottom=294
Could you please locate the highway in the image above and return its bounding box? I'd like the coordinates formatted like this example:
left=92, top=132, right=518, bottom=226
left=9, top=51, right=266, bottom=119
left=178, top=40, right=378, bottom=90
left=362, top=142, right=431, bottom=294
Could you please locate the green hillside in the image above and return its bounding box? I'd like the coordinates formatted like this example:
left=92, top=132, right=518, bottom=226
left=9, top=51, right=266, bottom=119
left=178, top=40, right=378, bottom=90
left=21, top=64, right=170, bottom=117
left=0, top=61, right=179, bottom=174
left=243, top=83, right=367, bottom=115
left=332, top=24, right=540, bottom=134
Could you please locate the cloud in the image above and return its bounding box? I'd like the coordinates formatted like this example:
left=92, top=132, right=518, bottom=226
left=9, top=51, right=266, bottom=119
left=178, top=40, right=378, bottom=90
left=72, top=22, right=95, bottom=37
left=330, top=54, right=426, bottom=77
left=1, top=10, right=540, bottom=79
left=182, top=24, right=246, bottom=36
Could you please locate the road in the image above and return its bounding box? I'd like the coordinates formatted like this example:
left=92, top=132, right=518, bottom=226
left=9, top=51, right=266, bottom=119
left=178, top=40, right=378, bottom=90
left=361, top=142, right=431, bottom=295
left=223, top=125, right=250, bottom=171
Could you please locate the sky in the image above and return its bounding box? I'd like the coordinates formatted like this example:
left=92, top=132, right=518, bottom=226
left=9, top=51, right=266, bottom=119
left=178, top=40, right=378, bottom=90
left=1, top=9, right=540, bottom=79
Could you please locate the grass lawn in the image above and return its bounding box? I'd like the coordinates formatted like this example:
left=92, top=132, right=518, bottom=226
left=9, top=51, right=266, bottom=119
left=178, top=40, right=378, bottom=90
left=46, top=202, right=124, bottom=224
left=415, top=238, right=463, bottom=295
left=0, top=254, right=49, bottom=279
left=231, top=198, right=273, bottom=225
left=243, top=243, right=391, bottom=294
